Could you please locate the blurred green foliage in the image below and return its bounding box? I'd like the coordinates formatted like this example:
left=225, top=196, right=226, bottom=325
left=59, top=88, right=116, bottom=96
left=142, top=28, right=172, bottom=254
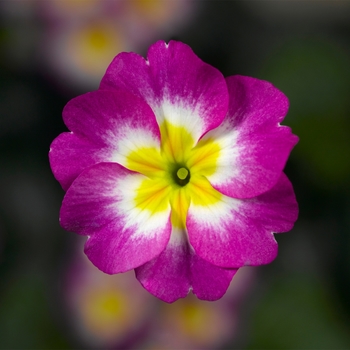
left=247, top=273, right=350, bottom=349
left=260, top=39, right=350, bottom=191
left=0, top=269, right=68, bottom=349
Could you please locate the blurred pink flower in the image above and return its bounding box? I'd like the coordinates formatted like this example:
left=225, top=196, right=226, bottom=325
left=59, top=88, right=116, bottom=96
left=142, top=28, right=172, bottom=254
left=143, top=268, right=255, bottom=349
left=63, top=238, right=156, bottom=349
left=39, top=0, right=197, bottom=91
left=42, top=19, right=129, bottom=91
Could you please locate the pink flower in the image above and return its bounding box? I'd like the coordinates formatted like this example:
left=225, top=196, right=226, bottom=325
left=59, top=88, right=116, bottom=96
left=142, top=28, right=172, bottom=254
left=143, top=267, right=256, bottom=349
left=38, top=0, right=197, bottom=91
left=63, top=238, right=155, bottom=348
left=49, top=40, right=298, bottom=302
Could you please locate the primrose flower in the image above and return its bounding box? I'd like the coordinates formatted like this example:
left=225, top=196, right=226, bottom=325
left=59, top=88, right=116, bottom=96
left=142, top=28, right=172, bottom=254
left=63, top=238, right=154, bottom=348
left=49, top=40, right=298, bottom=303
left=145, top=267, right=255, bottom=349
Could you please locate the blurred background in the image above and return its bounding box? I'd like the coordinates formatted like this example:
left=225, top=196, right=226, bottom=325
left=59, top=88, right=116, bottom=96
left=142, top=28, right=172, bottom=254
left=1, top=0, right=350, bottom=349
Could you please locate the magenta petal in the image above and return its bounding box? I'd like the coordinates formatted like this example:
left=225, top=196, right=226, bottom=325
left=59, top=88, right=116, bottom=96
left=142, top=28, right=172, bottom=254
left=191, top=254, right=237, bottom=301
left=100, top=40, right=229, bottom=140
left=187, top=173, right=298, bottom=268
left=50, top=89, right=160, bottom=190
left=62, top=89, right=160, bottom=146
left=60, top=162, right=171, bottom=273
left=135, top=237, right=191, bottom=303
left=206, top=75, right=298, bottom=199
left=49, top=132, right=111, bottom=191
left=135, top=233, right=237, bottom=303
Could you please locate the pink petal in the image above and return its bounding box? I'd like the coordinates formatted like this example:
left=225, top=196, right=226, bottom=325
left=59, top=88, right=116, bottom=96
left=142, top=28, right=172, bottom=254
left=135, top=230, right=237, bottom=303
left=100, top=40, right=229, bottom=142
left=49, top=132, right=110, bottom=191
left=191, top=252, right=238, bottom=301
left=187, top=173, right=298, bottom=268
left=204, top=75, right=298, bottom=199
left=60, top=162, right=171, bottom=274
left=49, top=89, right=160, bottom=190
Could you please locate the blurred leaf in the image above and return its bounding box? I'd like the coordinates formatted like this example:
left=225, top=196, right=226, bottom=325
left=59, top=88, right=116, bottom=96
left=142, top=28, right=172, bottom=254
left=260, top=39, right=350, bottom=118
left=0, top=270, right=69, bottom=349
left=246, top=274, right=350, bottom=349
left=259, top=39, right=350, bottom=189
left=291, top=113, right=350, bottom=187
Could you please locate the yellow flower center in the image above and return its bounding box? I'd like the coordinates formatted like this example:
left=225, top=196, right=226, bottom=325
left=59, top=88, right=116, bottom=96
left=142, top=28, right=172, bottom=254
left=125, top=121, right=223, bottom=229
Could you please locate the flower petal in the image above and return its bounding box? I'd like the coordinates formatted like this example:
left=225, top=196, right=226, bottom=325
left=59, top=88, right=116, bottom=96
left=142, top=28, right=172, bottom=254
left=49, top=132, right=109, bottom=191
left=191, top=251, right=238, bottom=301
left=199, top=75, right=298, bottom=199
left=187, top=173, right=298, bottom=268
left=60, top=162, right=172, bottom=273
left=100, top=40, right=229, bottom=143
left=49, top=89, right=161, bottom=190
left=135, top=229, right=237, bottom=303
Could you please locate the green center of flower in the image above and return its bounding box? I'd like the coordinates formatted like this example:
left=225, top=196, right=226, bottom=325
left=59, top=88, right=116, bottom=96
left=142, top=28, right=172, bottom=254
left=174, top=166, right=190, bottom=186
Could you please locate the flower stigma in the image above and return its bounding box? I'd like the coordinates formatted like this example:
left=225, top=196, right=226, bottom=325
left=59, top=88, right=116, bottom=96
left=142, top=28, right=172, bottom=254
left=175, top=167, right=190, bottom=186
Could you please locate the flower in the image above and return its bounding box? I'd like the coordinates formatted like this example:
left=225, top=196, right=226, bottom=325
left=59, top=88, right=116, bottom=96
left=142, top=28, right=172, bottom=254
left=37, top=0, right=197, bottom=91
left=63, top=237, right=155, bottom=349
left=49, top=40, right=298, bottom=302
left=43, top=19, right=128, bottom=91
left=143, top=267, right=255, bottom=349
